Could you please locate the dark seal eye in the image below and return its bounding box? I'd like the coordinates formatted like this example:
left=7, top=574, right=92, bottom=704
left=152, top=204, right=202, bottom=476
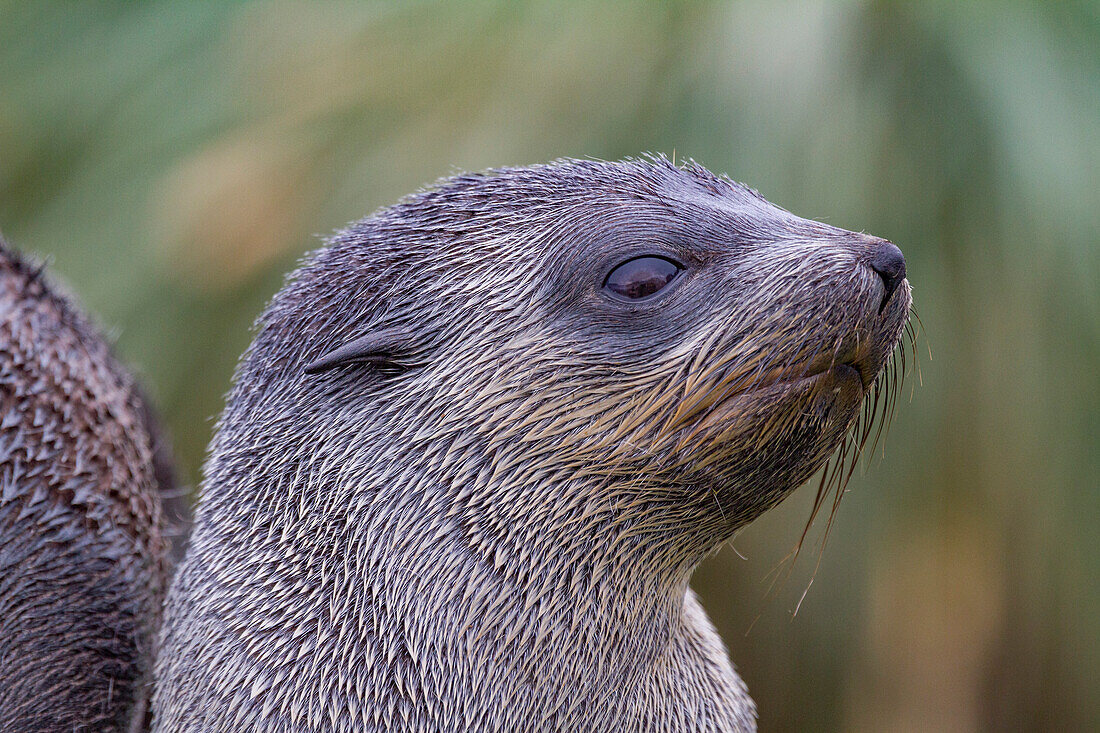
left=603, top=256, right=683, bottom=300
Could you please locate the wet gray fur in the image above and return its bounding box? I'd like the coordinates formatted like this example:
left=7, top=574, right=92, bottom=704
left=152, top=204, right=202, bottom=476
left=153, top=157, right=911, bottom=731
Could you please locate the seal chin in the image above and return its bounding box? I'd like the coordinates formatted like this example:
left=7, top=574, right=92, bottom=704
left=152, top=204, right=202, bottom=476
left=790, top=361, right=865, bottom=414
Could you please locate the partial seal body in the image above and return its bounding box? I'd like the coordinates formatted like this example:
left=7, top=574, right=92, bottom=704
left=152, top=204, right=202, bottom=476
left=0, top=243, right=171, bottom=732
left=155, top=157, right=911, bottom=731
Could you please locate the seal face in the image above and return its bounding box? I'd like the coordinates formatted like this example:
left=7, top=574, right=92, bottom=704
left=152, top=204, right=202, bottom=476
left=0, top=243, right=171, bottom=732
left=155, top=157, right=911, bottom=732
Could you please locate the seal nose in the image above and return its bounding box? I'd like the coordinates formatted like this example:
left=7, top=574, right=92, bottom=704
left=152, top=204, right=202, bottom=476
left=869, top=241, right=906, bottom=312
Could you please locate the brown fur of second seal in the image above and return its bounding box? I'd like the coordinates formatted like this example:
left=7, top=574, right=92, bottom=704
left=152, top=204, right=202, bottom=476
left=0, top=241, right=173, bottom=732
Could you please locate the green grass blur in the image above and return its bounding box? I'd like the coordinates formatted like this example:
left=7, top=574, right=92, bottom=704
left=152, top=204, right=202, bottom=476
left=1, top=2, right=1096, bottom=730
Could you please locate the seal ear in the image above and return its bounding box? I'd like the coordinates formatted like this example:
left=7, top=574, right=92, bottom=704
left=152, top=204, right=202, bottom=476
left=304, top=327, right=418, bottom=375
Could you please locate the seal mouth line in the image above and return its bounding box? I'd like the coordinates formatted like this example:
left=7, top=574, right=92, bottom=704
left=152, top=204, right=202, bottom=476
left=742, top=359, right=868, bottom=393
left=663, top=360, right=866, bottom=435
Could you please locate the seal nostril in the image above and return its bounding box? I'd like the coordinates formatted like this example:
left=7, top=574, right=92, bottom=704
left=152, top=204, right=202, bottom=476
left=869, top=241, right=906, bottom=312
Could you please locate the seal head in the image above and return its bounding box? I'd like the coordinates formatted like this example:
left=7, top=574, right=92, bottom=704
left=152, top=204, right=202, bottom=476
left=155, top=157, right=910, bottom=732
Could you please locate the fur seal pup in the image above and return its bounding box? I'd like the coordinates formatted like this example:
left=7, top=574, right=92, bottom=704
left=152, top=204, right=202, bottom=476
left=0, top=240, right=173, bottom=732
left=154, top=157, right=911, bottom=732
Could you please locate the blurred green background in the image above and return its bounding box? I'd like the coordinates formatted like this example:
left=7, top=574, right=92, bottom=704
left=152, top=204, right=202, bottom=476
left=2, top=1, right=1097, bottom=730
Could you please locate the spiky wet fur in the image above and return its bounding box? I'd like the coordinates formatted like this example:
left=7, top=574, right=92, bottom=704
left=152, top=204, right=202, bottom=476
left=0, top=242, right=171, bottom=732
left=154, top=157, right=911, bottom=732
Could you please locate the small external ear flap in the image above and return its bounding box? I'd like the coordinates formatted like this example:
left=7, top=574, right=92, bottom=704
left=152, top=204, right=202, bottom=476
left=304, top=327, right=418, bottom=375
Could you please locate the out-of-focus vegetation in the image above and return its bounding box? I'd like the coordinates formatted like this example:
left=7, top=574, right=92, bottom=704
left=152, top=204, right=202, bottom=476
left=1, top=1, right=1096, bottom=730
